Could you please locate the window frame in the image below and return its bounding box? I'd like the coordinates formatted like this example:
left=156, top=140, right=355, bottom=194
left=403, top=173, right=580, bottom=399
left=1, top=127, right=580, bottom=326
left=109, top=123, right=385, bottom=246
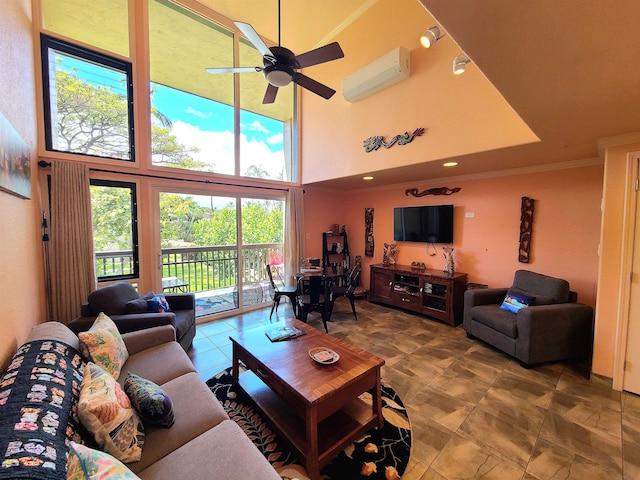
left=40, top=33, right=136, bottom=162
left=90, top=179, right=140, bottom=282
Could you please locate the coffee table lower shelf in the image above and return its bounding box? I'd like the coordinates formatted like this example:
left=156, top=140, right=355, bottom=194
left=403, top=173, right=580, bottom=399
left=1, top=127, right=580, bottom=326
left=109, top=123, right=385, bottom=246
left=238, top=370, right=380, bottom=473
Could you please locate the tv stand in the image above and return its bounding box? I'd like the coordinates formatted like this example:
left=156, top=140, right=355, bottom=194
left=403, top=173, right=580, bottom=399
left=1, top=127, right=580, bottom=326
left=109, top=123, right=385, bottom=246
left=369, top=264, right=467, bottom=326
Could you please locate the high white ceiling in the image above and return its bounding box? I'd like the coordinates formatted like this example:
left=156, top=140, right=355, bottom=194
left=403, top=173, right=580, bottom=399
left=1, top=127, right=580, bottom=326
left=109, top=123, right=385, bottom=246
left=197, top=0, right=640, bottom=188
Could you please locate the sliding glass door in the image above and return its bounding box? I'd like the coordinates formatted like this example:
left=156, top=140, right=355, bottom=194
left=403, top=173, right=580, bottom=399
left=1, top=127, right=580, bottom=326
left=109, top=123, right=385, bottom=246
left=158, top=191, right=284, bottom=317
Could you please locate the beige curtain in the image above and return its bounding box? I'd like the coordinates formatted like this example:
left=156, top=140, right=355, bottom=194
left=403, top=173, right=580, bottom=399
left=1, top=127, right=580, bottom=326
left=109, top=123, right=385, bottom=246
left=284, top=187, right=304, bottom=286
left=49, top=160, right=96, bottom=324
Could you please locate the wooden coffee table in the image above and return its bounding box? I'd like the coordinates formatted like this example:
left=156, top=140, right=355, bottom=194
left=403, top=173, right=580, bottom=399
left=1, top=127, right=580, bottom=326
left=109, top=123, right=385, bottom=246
left=229, top=318, right=385, bottom=480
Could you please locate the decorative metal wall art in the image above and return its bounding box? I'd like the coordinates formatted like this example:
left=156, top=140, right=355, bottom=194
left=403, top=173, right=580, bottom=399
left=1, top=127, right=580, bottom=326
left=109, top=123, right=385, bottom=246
left=519, top=196, right=535, bottom=263
left=364, top=208, right=374, bottom=257
left=363, top=127, right=425, bottom=152
left=405, top=186, right=461, bottom=197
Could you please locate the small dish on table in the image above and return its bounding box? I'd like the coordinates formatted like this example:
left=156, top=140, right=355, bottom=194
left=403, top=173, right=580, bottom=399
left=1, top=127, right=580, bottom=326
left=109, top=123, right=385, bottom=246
left=309, top=347, right=340, bottom=365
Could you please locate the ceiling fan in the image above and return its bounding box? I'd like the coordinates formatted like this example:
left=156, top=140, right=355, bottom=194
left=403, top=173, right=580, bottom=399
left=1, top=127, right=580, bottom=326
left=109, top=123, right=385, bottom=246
left=206, top=0, right=344, bottom=104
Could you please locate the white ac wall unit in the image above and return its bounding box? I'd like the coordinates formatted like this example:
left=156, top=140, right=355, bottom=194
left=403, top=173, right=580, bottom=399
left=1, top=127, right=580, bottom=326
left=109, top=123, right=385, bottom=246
left=342, top=47, right=410, bottom=103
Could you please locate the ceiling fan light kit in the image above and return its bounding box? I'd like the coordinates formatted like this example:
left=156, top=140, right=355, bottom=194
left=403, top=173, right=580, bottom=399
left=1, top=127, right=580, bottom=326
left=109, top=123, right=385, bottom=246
left=206, top=1, right=343, bottom=104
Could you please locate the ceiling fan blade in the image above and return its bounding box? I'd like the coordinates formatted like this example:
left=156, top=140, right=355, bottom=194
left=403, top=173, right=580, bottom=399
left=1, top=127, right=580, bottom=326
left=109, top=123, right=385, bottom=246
left=295, top=42, right=344, bottom=69
left=262, top=83, right=279, bottom=104
left=234, top=21, right=273, bottom=58
left=206, top=67, right=262, bottom=74
left=294, top=73, right=336, bottom=100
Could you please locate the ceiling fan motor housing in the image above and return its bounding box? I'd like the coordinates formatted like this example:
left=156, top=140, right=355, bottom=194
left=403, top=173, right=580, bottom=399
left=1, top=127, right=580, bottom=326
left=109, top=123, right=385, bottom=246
left=263, top=46, right=299, bottom=87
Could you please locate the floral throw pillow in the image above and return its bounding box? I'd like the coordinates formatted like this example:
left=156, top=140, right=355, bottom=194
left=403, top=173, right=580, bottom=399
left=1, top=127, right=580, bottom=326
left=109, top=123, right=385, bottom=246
left=67, top=441, right=141, bottom=480
left=78, top=363, right=144, bottom=463
left=124, top=372, right=175, bottom=428
left=78, top=313, right=129, bottom=379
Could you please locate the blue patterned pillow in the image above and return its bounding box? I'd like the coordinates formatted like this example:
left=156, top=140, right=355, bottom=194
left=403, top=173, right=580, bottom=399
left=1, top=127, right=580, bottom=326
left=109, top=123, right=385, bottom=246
left=123, top=373, right=174, bottom=428
left=500, top=289, right=536, bottom=314
left=146, top=294, right=170, bottom=313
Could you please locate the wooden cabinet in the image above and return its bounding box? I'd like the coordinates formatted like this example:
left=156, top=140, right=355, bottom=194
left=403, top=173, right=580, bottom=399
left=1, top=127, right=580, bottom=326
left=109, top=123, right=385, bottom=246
left=369, top=264, right=468, bottom=326
left=323, top=231, right=350, bottom=275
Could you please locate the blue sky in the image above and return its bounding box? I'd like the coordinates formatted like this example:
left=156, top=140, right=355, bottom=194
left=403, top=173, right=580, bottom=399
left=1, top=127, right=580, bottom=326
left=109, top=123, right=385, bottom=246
left=55, top=53, right=286, bottom=177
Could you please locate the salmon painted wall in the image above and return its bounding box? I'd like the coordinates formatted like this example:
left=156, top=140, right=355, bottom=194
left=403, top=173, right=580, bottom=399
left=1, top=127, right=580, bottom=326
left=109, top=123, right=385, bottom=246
left=594, top=141, right=640, bottom=378
left=0, top=0, right=46, bottom=370
left=300, top=0, right=538, bottom=184
left=304, top=164, right=603, bottom=310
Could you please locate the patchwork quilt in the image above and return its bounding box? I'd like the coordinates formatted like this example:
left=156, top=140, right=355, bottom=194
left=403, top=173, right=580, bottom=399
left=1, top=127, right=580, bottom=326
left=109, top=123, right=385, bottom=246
left=0, top=340, right=85, bottom=479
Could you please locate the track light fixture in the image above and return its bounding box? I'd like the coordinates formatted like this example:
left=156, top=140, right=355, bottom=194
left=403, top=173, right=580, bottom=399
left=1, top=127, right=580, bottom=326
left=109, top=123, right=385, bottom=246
left=420, top=25, right=445, bottom=48
left=453, top=54, right=471, bottom=74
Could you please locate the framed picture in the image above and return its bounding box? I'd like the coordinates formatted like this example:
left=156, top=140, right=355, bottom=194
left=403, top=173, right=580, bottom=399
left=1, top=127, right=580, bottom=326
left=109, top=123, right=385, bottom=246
left=0, top=111, right=31, bottom=199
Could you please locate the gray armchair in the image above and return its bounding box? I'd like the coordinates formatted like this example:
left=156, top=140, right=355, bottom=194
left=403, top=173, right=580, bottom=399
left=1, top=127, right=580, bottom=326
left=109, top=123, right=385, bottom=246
left=68, top=281, right=196, bottom=351
left=463, top=270, right=593, bottom=367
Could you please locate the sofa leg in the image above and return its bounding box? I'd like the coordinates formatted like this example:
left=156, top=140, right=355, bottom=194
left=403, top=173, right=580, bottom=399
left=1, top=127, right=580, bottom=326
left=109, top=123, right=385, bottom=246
left=519, top=361, right=533, bottom=369
left=466, top=332, right=476, bottom=340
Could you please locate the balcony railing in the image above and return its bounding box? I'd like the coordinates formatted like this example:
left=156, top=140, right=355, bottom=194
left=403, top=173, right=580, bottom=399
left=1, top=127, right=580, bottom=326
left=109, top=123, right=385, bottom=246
left=95, top=243, right=283, bottom=293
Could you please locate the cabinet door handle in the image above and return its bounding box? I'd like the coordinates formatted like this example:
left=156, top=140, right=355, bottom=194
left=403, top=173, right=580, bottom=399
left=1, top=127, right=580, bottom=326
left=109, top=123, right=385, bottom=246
left=401, top=298, right=410, bottom=303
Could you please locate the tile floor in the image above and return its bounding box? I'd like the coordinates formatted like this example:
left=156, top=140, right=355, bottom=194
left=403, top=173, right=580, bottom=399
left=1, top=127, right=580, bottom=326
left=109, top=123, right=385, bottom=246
left=188, top=299, right=640, bottom=480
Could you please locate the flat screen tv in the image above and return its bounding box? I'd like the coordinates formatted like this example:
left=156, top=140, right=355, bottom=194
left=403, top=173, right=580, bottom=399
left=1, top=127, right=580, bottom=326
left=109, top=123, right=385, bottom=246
left=393, top=204, right=454, bottom=243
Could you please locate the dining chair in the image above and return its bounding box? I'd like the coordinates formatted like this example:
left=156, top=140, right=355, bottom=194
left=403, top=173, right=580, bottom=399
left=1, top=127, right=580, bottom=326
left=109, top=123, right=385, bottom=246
left=330, top=264, right=362, bottom=320
left=266, top=264, right=298, bottom=319
left=296, top=275, right=333, bottom=332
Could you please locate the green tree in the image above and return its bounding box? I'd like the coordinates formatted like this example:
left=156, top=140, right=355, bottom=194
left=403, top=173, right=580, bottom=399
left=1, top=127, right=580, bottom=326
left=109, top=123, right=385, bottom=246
left=90, top=185, right=132, bottom=251
left=55, top=68, right=205, bottom=169
left=241, top=200, right=284, bottom=244
left=159, top=193, right=206, bottom=247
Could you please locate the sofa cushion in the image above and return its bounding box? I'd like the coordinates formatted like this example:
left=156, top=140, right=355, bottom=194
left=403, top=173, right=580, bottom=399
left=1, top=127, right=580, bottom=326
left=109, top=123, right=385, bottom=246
left=135, top=420, right=281, bottom=480
left=78, top=363, right=145, bottom=463
left=87, top=282, right=141, bottom=316
left=471, top=305, right=518, bottom=338
left=124, top=373, right=174, bottom=428
left=118, top=342, right=195, bottom=387
left=500, top=289, right=535, bottom=314
left=512, top=270, right=570, bottom=304
left=126, top=372, right=228, bottom=474
left=125, top=298, right=149, bottom=314
left=79, top=313, right=129, bottom=379
left=67, top=441, right=141, bottom=480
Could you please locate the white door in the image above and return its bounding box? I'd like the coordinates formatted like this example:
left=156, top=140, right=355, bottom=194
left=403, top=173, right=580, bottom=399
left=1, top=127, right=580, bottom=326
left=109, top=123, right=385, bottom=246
left=623, top=158, right=640, bottom=393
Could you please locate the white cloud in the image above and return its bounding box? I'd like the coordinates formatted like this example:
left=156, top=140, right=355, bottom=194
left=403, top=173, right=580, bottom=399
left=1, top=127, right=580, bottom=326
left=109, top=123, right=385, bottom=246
left=248, top=120, right=269, bottom=134
left=170, top=121, right=286, bottom=179
left=266, top=133, right=283, bottom=146
left=184, top=106, right=213, bottom=119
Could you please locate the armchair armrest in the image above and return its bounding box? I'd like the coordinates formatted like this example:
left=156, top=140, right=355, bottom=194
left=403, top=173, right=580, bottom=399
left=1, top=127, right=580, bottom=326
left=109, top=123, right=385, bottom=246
left=122, top=325, right=177, bottom=355
left=68, top=312, right=176, bottom=335
left=165, top=292, right=195, bottom=311
left=516, top=303, right=594, bottom=365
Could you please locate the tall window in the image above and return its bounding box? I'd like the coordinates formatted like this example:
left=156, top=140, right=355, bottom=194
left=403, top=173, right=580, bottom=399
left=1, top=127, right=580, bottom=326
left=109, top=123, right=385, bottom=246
left=90, top=180, right=139, bottom=280
left=148, top=0, right=296, bottom=181
left=41, top=35, right=134, bottom=161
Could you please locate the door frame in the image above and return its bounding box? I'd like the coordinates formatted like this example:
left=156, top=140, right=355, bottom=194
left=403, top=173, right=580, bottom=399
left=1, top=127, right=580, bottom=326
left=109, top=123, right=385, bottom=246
left=613, top=152, right=640, bottom=390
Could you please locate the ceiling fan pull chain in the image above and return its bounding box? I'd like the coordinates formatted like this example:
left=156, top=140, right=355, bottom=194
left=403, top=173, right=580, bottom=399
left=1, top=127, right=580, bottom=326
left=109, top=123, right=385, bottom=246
left=277, top=0, right=281, bottom=46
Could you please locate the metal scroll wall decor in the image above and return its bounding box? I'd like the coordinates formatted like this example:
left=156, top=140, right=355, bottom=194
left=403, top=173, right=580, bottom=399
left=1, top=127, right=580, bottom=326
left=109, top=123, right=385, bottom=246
left=364, top=208, right=374, bottom=257
left=405, top=186, right=461, bottom=197
left=363, top=127, right=425, bottom=152
left=519, top=196, right=535, bottom=263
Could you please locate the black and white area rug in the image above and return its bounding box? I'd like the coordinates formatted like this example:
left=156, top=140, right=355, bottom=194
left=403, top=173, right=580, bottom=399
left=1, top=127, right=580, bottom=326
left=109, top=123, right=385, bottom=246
left=207, top=368, right=411, bottom=480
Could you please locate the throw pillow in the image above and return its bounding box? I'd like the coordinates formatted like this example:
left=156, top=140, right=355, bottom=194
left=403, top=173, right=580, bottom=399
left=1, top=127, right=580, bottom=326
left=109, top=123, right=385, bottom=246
left=500, top=289, right=536, bottom=314
left=124, top=372, right=175, bottom=428
left=78, top=313, right=129, bottom=379
left=78, top=363, right=144, bottom=463
left=146, top=294, right=170, bottom=313
left=125, top=292, right=156, bottom=314
left=67, top=441, right=141, bottom=480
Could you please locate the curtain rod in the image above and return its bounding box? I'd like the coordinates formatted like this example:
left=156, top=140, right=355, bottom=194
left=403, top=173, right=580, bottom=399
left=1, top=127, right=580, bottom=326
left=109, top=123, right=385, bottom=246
left=37, top=160, right=293, bottom=192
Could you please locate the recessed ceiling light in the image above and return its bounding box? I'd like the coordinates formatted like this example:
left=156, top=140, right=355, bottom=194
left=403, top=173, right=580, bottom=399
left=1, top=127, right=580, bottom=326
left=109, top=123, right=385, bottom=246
left=443, top=162, right=458, bottom=167
left=363, top=176, right=374, bottom=180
